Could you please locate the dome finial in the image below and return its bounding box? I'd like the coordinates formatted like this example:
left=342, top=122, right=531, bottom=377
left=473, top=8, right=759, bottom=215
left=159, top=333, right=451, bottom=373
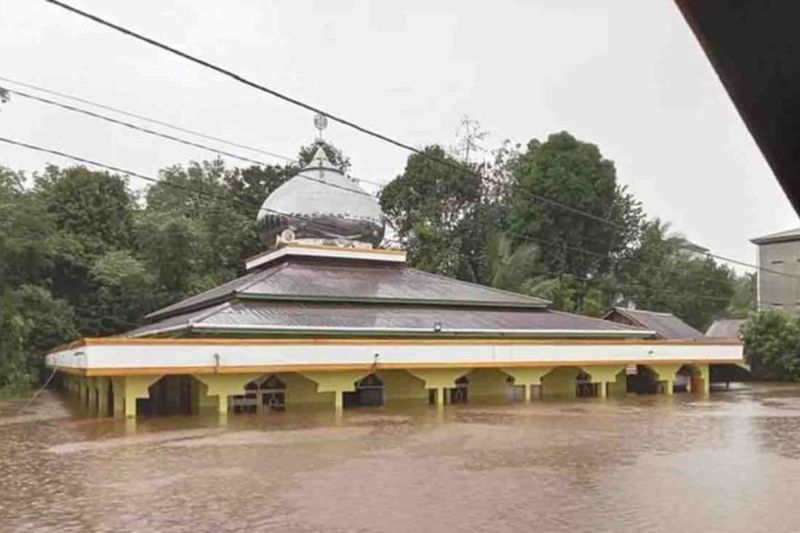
left=313, top=113, right=328, bottom=141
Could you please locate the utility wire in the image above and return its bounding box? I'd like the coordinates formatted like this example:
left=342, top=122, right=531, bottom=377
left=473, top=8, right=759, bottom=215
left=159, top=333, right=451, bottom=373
left=0, top=78, right=758, bottom=288
left=43, top=0, right=775, bottom=279
left=1, top=135, right=745, bottom=305
left=43, top=0, right=627, bottom=231
left=0, top=76, right=385, bottom=190
left=2, top=81, right=755, bottom=288
left=0, top=85, right=380, bottom=199
left=0, top=136, right=375, bottom=239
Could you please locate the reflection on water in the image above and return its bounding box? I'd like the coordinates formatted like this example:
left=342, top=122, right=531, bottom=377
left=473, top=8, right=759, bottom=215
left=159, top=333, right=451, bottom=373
left=2, top=385, right=800, bottom=532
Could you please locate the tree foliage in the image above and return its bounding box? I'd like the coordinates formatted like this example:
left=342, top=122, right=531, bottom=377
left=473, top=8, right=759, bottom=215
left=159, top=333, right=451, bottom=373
left=742, top=310, right=800, bottom=381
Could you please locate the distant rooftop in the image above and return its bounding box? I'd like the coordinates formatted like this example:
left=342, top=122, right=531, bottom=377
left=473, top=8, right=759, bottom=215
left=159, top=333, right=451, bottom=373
left=751, top=227, right=800, bottom=245
left=603, top=307, right=704, bottom=340
left=706, top=318, right=746, bottom=339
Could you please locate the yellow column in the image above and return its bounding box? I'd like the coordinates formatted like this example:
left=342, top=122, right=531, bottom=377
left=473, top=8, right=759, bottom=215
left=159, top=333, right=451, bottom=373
left=650, top=364, right=682, bottom=396
left=96, top=378, right=109, bottom=417
left=299, top=371, right=371, bottom=413
left=195, top=373, right=262, bottom=415
left=122, top=375, right=162, bottom=418
left=112, top=377, right=126, bottom=418
left=698, top=363, right=711, bottom=395
left=406, top=368, right=470, bottom=407
left=585, top=366, right=625, bottom=399
left=502, top=367, right=552, bottom=401
left=86, top=378, right=98, bottom=415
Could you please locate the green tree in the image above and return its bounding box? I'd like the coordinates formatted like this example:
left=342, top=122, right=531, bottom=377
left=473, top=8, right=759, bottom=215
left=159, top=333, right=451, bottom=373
left=506, top=132, right=643, bottom=310
left=617, top=219, right=735, bottom=329
left=742, top=309, right=800, bottom=380
left=380, top=145, right=487, bottom=279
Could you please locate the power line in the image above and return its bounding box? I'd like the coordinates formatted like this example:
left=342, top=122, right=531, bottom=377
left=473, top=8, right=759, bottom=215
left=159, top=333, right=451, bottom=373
left=0, top=85, right=381, bottom=199
left=1, top=80, right=764, bottom=288
left=0, top=135, right=369, bottom=239
left=0, top=76, right=385, bottom=191
left=2, top=77, right=754, bottom=289
left=43, top=0, right=628, bottom=232
left=0, top=135, right=745, bottom=306
left=0, top=75, right=293, bottom=162
left=44, top=0, right=772, bottom=278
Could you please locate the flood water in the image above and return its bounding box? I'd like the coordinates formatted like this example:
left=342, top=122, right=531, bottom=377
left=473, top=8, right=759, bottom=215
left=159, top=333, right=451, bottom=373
left=2, top=385, right=800, bottom=532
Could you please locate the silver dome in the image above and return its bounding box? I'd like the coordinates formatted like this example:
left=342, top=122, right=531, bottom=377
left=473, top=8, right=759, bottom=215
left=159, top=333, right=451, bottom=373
left=257, top=146, right=385, bottom=247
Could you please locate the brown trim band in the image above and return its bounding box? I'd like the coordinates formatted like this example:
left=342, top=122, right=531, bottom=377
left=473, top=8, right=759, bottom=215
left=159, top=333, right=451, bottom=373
left=52, top=359, right=746, bottom=377
left=54, top=336, right=743, bottom=351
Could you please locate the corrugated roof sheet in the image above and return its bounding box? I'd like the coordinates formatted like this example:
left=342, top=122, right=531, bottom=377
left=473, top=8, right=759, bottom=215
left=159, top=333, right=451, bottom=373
left=605, top=308, right=704, bottom=340
left=147, top=258, right=549, bottom=320
left=751, top=227, right=800, bottom=244
left=705, top=318, right=746, bottom=338
left=129, top=300, right=651, bottom=338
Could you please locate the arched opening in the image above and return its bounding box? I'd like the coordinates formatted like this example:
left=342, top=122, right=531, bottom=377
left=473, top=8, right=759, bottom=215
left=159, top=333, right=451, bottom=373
left=676, top=364, right=704, bottom=393
left=138, top=375, right=197, bottom=416
left=626, top=365, right=661, bottom=394
left=576, top=370, right=598, bottom=397
left=232, top=375, right=287, bottom=414
left=344, top=373, right=385, bottom=408
left=450, top=376, right=469, bottom=404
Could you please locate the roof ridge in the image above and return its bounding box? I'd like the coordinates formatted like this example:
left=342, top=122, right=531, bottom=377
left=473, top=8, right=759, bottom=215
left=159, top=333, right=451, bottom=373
left=552, top=309, right=653, bottom=332
left=238, top=260, right=290, bottom=293
left=616, top=307, right=673, bottom=317
left=407, top=268, right=550, bottom=307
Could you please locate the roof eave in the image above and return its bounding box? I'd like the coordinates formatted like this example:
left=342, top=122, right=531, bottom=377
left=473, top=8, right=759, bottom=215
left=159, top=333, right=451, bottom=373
left=129, top=323, right=657, bottom=339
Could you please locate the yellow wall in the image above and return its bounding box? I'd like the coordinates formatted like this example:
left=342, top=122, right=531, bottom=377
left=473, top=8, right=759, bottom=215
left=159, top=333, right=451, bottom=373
left=466, top=368, right=509, bottom=399
left=541, top=367, right=581, bottom=399
left=379, top=370, right=427, bottom=403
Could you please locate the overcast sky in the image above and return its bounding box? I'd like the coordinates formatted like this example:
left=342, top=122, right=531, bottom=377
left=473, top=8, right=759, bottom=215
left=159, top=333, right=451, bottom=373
left=2, top=0, right=798, bottom=267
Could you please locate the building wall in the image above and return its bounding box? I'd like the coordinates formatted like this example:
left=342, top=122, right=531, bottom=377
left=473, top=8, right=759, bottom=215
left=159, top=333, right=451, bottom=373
left=758, top=240, right=800, bottom=312
left=466, top=368, right=511, bottom=399
left=379, top=370, right=427, bottom=403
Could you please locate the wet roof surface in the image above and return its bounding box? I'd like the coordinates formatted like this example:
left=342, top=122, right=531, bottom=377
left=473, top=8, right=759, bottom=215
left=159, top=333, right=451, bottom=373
left=705, top=318, right=746, bottom=339
left=147, top=258, right=549, bottom=320
left=130, top=300, right=649, bottom=337
left=606, top=308, right=704, bottom=340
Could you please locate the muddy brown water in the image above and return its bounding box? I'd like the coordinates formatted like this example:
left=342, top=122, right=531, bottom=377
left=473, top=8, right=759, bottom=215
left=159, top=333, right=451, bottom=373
left=2, top=385, right=799, bottom=532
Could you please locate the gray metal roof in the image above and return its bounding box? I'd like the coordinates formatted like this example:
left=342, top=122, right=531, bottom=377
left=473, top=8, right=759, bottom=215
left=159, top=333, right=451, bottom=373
left=604, top=308, right=704, bottom=340
left=147, top=258, right=550, bottom=320
left=751, top=227, right=800, bottom=244
left=705, top=318, right=746, bottom=339
left=129, top=300, right=653, bottom=338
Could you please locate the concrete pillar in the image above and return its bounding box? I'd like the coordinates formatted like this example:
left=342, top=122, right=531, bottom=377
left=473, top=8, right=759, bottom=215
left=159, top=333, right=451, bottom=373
left=122, top=375, right=162, bottom=418
left=194, top=373, right=262, bottom=417
left=650, top=364, right=682, bottom=396
left=406, top=369, right=470, bottom=406
left=502, top=367, right=552, bottom=401
left=583, top=366, right=625, bottom=399
left=334, top=390, right=344, bottom=413
left=86, top=378, right=98, bottom=415
left=299, top=371, right=370, bottom=412
left=698, top=363, right=711, bottom=395
left=96, top=378, right=109, bottom=417
left=437, top=387, right=446, bottom=407
left=112, top=377, right=125, bottom=418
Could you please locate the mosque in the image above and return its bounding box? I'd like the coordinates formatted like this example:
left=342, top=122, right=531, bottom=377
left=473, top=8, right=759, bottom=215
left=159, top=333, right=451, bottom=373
left=47, top=135, right=744, bottom=418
